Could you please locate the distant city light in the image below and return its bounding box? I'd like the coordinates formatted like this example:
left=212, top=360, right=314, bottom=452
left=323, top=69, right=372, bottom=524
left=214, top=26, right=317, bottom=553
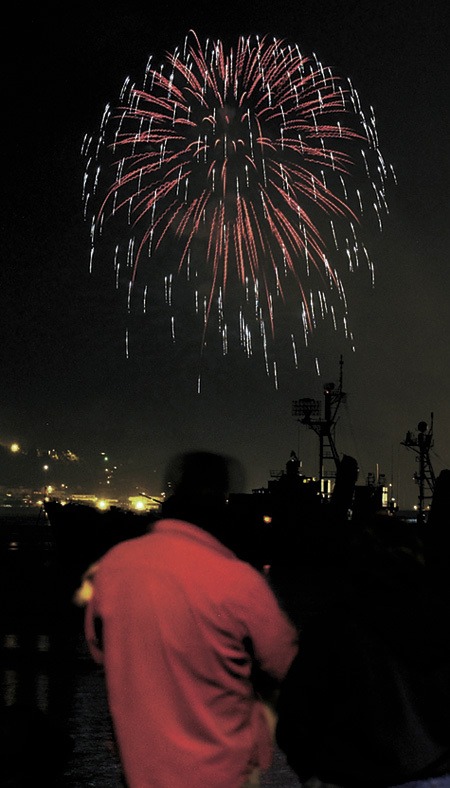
left=10, top=443, right=20, bottom=453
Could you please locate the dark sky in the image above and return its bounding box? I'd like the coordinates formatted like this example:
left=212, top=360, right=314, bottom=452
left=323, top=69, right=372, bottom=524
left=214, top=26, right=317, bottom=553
left=1, top=1, right=449, bottom=507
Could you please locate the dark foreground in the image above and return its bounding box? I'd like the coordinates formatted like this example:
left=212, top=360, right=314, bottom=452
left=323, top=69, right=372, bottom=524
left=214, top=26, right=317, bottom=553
left=0, top=511, right=298, bottom=787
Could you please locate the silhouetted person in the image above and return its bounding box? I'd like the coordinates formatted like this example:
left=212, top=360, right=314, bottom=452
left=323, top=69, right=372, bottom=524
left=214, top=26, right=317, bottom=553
left=330, top=454, right=359, bottom=519
left=423, top=469, right=450, bottom=578
left=275, top=513, right=450, bottom=787
left=84, top=451, right=298, bottom=788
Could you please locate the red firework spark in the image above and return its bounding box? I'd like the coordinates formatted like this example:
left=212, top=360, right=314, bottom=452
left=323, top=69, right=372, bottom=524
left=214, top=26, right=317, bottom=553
left=82, top=30, right=394, bottom=386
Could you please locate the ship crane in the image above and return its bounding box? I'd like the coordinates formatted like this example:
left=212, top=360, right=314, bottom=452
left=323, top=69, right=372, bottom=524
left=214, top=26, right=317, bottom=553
left=292, top=355, right=347, bottom=499
left=401, top=414, right=436, bottom=524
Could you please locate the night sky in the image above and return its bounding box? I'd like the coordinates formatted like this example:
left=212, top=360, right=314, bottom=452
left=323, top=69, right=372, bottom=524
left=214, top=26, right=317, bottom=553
left=2, top=1, right=449, bottom=507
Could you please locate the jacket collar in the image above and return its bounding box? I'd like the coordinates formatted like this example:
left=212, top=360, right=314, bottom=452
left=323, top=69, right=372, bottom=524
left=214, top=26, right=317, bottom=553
left=153, top=518, right=237, bottom=559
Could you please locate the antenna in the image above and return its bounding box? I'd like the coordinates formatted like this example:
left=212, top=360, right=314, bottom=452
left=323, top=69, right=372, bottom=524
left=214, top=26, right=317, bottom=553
left=401, top=413, right=436, bottom=524
left=292, top=355, right=346, bottom=497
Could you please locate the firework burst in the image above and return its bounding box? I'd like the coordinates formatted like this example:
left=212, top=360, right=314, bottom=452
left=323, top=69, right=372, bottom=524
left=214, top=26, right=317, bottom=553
left=82, top=30, right=395, bottom=389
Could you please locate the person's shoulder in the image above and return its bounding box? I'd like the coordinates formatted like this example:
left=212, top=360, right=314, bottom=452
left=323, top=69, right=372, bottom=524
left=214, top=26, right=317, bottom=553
left=99, top=532, right=152, bottom=564
left=227, top=558, right=280, bottom=597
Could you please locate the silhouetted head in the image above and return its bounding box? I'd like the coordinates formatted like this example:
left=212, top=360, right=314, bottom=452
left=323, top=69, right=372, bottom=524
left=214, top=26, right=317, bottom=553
left=161, top=451, right=245, bottom=536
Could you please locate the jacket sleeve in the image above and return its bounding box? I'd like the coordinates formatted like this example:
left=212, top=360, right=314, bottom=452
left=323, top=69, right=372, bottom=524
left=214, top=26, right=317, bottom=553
left=243, top=571, right=299, bottom=682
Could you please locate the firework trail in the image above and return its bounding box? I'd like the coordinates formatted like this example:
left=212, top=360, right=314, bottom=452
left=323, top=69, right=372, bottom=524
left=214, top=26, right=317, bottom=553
left=82, top=30, right=395, bottom=388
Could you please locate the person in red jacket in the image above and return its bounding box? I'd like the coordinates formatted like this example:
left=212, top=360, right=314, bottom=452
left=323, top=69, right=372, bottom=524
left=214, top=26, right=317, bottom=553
left=85, top=451, right=298, bottom=788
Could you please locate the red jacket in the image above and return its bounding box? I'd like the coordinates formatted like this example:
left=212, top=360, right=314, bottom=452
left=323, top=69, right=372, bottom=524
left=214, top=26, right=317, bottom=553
left=85, top=518, right=297, bottom=788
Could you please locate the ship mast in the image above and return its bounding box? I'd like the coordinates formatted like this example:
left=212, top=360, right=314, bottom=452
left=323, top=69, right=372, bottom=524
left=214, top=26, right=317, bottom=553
left=292, top=356, right=346, bottom=498
left=401, top=414, right=436, bottom=524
